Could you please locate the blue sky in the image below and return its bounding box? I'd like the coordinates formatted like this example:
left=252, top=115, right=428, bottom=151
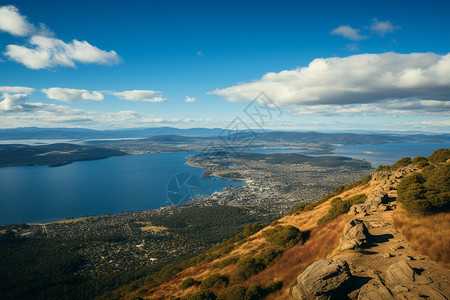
left=0, top=0, right=449, bottom=132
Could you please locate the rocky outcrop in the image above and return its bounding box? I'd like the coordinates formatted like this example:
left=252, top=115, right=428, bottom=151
left=340, top=219, right=370, bottom=251
left=291, top=259, right=352, bottom=300
left=387, top=260, right=433, bottom=285
left=357, top=279, right=394, bottom=300
left=349, top=192, right=391, bottom=216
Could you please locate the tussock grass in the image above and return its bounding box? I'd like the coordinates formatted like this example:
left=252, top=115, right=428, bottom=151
left=393, top=206, right=450, bottom=264
left=246, top=216, right=346, bottom=287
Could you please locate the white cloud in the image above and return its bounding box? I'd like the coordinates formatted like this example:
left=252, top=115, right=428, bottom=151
left=5, top=36, right=120, bottom=69
left=0, top=93, right=30, bottom=112
left=42, top=87, right=104, bottom=103
left=0, top=86, right=34, bottom=94
left=331, top=25, right=367, bottom=41
left=197, top=51, right=204, bottom=56
left=0, top=5, right=34, bottom=37
left=185, top=96, right=197, bottom=103
left=210, top=52, right=450, bottom=115
left=112, top=90, right=167, bottom=102
left=370, top=19, right=399, bottom=36
left=291, top=99, right=450, bottom=116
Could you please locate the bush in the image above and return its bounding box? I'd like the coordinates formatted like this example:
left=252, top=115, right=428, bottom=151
left=213, top=257, right=239, bottom=269
left=200, top=273, right=229, bottom=289
left=262, top=225, right=308, bottom=248
left=224, top=286, right=246, bottom=300
left=180, top=277, right=198, bottom=290
left=317, top=194, right=367, bottom=225
left=428, top=148, right=450, bottom=163
left=223, top=281, right=283, bottom=300
left=187, top=290, right=217, bottom=300
left=229, top=247, right=284, bottom=283
left=391, top=157, right=412, bottom=170
left=417, top=160, right=430, bottom=168
left=412, top=156, right=427, bottom=164
left=246, top=283, right=264, bottom=300
left=397, top=163, right=450, bottom=215
left=230, top=257, right=264, bottom=283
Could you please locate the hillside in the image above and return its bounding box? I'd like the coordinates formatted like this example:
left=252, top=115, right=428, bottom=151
left=117, top=149, right=450, bottom=300
left=0, top=143, right=127, bottom=167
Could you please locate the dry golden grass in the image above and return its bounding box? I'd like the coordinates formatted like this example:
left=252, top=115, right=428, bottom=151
left=134, top=183, right=371, bottom=299
left=55, top=217, right=91, bottom=224
left=393, top=206, right=450, bottom=265
left=135, top=221, right=167, bottom=232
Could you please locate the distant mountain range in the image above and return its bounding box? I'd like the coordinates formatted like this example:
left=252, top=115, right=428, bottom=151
left=0, top=127, right=449, bottom=145
left=0, top=127, right=226, bottom=140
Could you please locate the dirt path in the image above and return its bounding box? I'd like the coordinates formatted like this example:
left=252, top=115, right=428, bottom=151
left=335, top=187, right=450, bottom=299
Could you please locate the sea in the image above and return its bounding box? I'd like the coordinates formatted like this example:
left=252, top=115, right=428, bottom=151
left=0, top=142, right=448, bottom=225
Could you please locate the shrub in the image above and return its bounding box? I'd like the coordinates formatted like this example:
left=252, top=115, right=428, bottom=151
left=224, top=286, right=246, bottom=300
left=246, top=283, right=264, bottom=300
left=262, top=225, right=308, bottom=248
left=200, top=273, right=229, bottom=289
left=428, top=148, right=450, bottom=163
left=257, top=247, right=284, bottom=266
left=213, top=257, right=239, bottom=269
left=180, top=277, right=198, bottom=290
left=264, top=280, right=283, bottom=293
left=391, top=157, right=412, bottom=170
left=230, top=247, right=285, bottom=283
left=187, top=290, right=217, bottom=300
left=317, top=194, right=367, bottom=225
left=230, top=257, right=264, bottom=283
left=412, top=156, right=427, bottom=164
left=397, top=163, right=450, bottom=215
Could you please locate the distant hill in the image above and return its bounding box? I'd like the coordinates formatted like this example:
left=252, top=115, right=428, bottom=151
left=1, top=127, right=449, bottom=145
left=0, top=143, right=127, bottom=167
left=196, top=151, right=372, bottom=169
left=0, top=127, right=225, bottom=140
left=232, top=131, right=450, bottom=145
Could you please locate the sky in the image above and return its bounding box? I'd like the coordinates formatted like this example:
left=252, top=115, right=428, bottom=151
left=0, top=0, right=449, bottom=132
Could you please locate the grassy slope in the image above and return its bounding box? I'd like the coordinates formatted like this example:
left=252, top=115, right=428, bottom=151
left=122, top=149, right=449, bottom=299
left=126, top=181, right=373, bottom=299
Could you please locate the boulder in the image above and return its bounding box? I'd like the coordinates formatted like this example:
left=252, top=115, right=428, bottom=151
left=348, top=204, right=367, bottom=216
left=386, top=260, right=415, bottom=284
left=365, top=193, right=387, bottom=211
left=291, top=259, right=352, bottom=300
left=340, top=219, right=370, bottom=251
left=357, top=279, right=394, bottom=300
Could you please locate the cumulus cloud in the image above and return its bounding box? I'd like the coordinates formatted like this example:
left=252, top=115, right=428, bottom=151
left=112, top=90, right=167, bottom=102
left=1, top=5, right=120, bottom=69
left=370, top=19, right=399, bottom=36
left=331, top=25, right=367, bottom=41
left=291, top=99, right=450, bottom=116
left=185, top=96, right=197, bottom=103
left=0, top=93, right=30, bottom=112
left=210, top=52, right=450, bottom=115
left=0, top=5, right=34, bottom=37
left=5, top=36, right=120, bottom=69
left=0, top=85, right=34, bottom=94
left=42, top=87, right=104, bottom=103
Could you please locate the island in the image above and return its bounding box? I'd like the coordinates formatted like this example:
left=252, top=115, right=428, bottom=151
left=0, top=143, right=127, bottom=167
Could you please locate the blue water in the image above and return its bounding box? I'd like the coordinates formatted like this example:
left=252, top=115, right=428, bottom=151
left=331, top=142, right=449, bottom=167
left=0, top=143, right=447, bottom=225
left=0, top=152, right=245, bottom=225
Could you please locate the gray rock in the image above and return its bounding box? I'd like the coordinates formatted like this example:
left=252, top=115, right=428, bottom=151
left=387, top=260, right=415, bottom=284
left=357, top=279, right=394, bottom=300
left=340, top=219, right=370, bottom=251
left=291, top=259, right=352, bottom=300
